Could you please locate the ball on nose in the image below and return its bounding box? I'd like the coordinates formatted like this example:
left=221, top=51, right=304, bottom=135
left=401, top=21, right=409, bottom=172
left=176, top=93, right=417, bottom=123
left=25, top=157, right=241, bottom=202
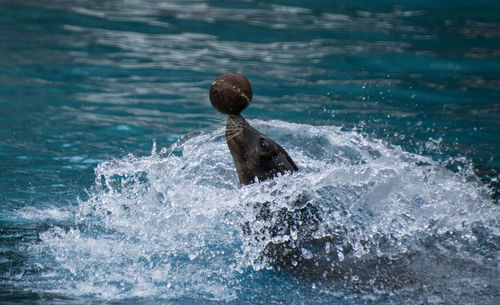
left=209, top=72, right=253, bottom=115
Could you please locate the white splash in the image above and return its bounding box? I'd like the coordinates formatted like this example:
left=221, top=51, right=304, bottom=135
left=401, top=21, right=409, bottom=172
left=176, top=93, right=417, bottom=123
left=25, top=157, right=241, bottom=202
left=27, top=121, right=499, bottom=304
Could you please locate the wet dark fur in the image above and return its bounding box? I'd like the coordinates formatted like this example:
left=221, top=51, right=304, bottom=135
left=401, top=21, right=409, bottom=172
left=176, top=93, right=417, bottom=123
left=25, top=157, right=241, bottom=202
left=225, top=114, right=298, bottom=185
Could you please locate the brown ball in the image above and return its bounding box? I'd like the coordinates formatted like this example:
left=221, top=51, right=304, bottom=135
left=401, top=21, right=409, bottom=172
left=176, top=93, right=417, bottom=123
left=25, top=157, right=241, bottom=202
left=209, top=72, right=253, bottom=115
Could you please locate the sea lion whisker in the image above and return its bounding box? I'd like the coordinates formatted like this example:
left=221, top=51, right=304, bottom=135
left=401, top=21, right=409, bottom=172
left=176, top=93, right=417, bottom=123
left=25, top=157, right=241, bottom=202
left=225, top=132, right=240, bottom=138
left=225, top=126, right=242, bottom=132
left=225, top=128, right=241, bottom=134
left=214, top=129, right=226, bottom=137
left=225, top=131, right=242, bottom=142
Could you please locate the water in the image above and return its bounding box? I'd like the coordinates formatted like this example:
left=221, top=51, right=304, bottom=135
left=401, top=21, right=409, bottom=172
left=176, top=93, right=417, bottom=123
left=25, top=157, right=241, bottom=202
left=0, top=0, right=499, bottom=304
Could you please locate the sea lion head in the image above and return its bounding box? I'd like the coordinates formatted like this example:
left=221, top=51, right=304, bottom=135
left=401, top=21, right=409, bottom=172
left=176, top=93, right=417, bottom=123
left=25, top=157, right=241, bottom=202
left=225, top=114, right=298, bottom=185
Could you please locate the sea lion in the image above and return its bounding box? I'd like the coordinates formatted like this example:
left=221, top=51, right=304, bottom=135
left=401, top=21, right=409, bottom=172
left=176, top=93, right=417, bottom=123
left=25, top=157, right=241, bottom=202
left=208, top=72, right=297, bottom=183
left=225, top=114, right=323, bottom=273
left=210, top=73, right=322, bottom=273
left=209, top=74, right=422, bottom=290
left=225, top=114, right=298, bottom=185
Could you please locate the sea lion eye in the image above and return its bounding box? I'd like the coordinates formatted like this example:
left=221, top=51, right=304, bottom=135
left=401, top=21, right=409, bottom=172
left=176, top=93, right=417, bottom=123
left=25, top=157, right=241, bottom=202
left=259, top=138, right=269, bottom=151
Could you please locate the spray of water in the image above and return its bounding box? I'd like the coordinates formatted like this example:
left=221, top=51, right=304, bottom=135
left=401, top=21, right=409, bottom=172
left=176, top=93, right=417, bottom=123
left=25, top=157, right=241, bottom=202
left=25, top=121, right=498, bottom=304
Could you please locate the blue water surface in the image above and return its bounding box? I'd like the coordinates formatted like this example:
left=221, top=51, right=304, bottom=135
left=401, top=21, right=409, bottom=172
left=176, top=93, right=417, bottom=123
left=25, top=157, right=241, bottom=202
left=0, top=0, right=499, bottom=304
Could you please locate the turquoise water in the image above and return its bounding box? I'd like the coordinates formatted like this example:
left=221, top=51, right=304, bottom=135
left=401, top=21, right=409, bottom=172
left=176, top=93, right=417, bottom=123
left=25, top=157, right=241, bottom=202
left=1, top=0, right=499, bottom=304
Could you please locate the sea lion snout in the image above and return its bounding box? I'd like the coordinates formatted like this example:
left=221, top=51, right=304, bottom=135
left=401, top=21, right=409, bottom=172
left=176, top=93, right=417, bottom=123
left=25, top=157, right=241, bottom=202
left=225, top=114, right=245, bottom=141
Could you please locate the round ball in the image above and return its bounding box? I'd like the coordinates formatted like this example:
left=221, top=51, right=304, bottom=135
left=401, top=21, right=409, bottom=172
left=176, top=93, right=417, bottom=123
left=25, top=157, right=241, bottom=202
left=209, top=72, right=253, bottom=115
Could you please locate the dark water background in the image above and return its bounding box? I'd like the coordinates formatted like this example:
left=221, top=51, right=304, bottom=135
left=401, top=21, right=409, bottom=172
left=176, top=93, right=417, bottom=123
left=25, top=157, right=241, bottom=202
left=1, top=0, right=499, bottom=304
